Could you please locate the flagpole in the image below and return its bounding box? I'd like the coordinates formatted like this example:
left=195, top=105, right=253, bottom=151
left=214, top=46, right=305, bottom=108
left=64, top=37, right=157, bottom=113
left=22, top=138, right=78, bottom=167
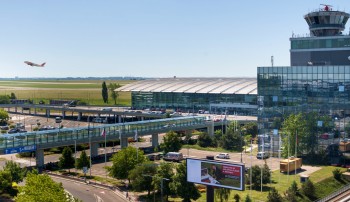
left=135, top=129, right=138, bottom=161
left=287, top=133, right=290, bottom=183
left=250, top=139, right=252, bottom=196
left=105, top=128, right=107, bottom=181
left=295, top=130, right=297, bottom=177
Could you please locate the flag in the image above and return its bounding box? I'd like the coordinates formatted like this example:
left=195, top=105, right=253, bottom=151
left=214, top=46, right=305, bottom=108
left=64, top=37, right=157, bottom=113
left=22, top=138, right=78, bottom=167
left=101, top=128, right=106, bottom=137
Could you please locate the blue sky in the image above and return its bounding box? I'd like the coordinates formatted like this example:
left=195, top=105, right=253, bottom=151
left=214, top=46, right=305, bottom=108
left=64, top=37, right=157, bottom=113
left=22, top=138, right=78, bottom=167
left=0, top=1, right=348, bottom=78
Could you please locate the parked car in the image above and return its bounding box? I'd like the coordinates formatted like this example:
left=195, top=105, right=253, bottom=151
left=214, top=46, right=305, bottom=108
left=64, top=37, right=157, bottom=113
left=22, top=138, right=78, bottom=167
left=256, top=152, right=269, bottom=159
left=163, top=152, right=183, bottom=162
left=0, top=125, right=9, bottom=130
left=55, top=117, right=62, bottom=123
left=216, top=153, right=230, bottom=159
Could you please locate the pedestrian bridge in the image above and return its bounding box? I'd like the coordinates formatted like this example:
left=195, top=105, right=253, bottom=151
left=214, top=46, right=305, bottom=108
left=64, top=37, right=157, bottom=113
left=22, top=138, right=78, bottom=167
left=0, top=116, right=223, bottom=156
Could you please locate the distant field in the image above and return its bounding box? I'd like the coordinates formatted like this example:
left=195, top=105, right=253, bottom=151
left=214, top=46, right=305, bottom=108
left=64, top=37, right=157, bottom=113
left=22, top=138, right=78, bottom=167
left=0, top=79, right=135, bottom=106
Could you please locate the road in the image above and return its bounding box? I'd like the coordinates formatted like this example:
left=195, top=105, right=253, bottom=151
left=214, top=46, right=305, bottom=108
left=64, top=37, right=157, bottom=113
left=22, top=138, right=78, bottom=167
left=51, top=175, right=127, bottom=202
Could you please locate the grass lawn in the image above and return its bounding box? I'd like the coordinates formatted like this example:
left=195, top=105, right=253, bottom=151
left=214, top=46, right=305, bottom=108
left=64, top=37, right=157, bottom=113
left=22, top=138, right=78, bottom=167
left=0, top=79, right=135, bottom=106
left=182, top=166, right=348, bottom=202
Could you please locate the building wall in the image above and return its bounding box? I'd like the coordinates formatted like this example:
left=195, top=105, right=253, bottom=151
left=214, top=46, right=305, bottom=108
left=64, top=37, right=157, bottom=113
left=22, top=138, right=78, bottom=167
left=257, top=66, right=350, bottom=154
left=131, top=91, right=257, bottom=115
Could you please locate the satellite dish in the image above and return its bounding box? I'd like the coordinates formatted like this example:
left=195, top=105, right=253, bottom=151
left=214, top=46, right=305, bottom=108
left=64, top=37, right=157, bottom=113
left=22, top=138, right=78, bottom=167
left=348, top=56, right=350, bottom=61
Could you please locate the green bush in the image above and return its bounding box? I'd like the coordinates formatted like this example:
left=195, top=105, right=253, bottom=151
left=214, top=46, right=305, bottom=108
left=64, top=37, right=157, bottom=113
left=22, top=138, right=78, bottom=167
left=332, top=168, right=342, bottom=181
left=302, top=179, right=315, bottom=199
left=77, top=101, right=87, bottom=106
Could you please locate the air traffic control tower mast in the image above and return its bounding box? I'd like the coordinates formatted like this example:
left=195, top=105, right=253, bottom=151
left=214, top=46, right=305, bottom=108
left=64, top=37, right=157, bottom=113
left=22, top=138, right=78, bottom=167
left=290, top=5, right=350, bottom=66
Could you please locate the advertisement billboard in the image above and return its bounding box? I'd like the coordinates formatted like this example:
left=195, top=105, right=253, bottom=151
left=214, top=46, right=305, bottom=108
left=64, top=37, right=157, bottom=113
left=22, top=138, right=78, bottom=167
left=186, top=158, right=245, bottom=190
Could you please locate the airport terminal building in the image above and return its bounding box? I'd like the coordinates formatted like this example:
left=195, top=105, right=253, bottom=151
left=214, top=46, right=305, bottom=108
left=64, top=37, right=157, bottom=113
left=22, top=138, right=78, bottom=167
left=258, top=6, right=350, bottom=154
left=117, top=77, right=258, bottom=115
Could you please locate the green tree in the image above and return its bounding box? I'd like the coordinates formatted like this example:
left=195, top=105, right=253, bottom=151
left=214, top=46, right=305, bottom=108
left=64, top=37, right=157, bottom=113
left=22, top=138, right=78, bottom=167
left=233, top=194, right=240, bottom=202
left=75, top=150, right=90, bottom=175
left=153, top=162, right=175, bottom=202
left=58, top=147, right=75, bottom=172
left=108, top=83, right=121, bottom=105
left=15, top=171, right=78, bottom=202
left=128, top=163, right=157, bottom=197
left=212, top=129, right=222, bottom=147
left=302, top=179, right=315, bottom=199
left=267, top=187, right=283, bottom=202
left=244, top=134, right=252, bottom=153
left=284, top=188, right=297, bottom=202
left=170, top=162, right=200, bottom=202
left=0, top=95, right=10, bottom=104
left=108, top=146, right=147, bottom=182
left=245, top=195, right=252, bottom=202
left=242, top=122, right=258, bottom=138
left=160, top=131, right=182, bottom=153
left=281, top=113, right=305, bottom=158
left=102, top=81, right=108, bottom=104
left=197, top=132, right=213, bottom=147
left=332, top=168, right=342, bottom=181
left=0, top=109, right=9, bottom=123
left=0, top=170, right=12, bottom=194
left=3, top=161, right=26, bottom=183
left=215, top=188, right=231, bottom=202
left=220, top=123, right=243, bottom=151
left=9, top=92, right=16, bottom=99
left=249, top=163, right=270, bottom=189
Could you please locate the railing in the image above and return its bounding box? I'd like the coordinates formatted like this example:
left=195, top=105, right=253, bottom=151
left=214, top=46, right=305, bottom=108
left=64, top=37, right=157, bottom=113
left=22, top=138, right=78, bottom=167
left=315, top=183, right=350, bottom=202
left=0, top=116, right=207, bottom=151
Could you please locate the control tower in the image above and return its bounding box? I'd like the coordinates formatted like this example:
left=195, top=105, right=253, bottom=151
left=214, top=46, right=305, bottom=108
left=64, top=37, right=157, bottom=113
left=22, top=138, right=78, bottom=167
left=290, top=5, right=350, bottom=66
left=304, top=5, right=349, bottom=37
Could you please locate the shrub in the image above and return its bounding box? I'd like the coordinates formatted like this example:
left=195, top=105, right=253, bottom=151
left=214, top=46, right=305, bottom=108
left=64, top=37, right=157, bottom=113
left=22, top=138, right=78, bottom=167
left=267, top=187, right=283, bottom=202
left=332, top=168, right=342, bottom=181
left=302, top=179, right=315, bottom=198
left=245, top=195, right=252, bottom=202
left=233, top=194, right=240, bottom=202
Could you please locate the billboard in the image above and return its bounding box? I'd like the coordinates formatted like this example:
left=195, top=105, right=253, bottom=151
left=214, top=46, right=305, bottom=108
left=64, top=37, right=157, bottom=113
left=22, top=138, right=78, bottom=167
left=5, top=145, right=36, bottom=154
left=186, top=158, right=245, bottom=190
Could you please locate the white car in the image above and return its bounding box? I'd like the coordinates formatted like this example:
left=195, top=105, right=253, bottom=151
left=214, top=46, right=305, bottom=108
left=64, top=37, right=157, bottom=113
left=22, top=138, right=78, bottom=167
left=216, top=153, right=230, bottom=159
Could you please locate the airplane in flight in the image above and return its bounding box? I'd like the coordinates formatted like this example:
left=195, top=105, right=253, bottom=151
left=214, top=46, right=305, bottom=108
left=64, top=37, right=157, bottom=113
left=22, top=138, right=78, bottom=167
left=24, top=61, right=46, bottom=67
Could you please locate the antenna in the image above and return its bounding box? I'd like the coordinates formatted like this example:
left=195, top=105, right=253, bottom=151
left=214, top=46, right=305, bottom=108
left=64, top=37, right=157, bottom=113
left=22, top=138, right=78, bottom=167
left=271, top=56, right=274, bottom=67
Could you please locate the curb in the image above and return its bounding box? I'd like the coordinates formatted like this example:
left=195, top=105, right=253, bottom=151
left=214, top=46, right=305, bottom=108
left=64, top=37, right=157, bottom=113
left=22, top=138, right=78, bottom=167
left=47, top=173, right=134, bottom=201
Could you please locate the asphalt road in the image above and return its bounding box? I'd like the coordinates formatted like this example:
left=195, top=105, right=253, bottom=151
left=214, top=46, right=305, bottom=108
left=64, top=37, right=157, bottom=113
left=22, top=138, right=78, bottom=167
left=51, top=176, right=127, bottom=202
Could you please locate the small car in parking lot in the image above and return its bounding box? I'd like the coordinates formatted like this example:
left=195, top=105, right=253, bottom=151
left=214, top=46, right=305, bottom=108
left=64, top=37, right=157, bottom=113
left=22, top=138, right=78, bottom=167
left=0, top=125, right=9, bottom=130
left=216, top=153, right=230, bottom=159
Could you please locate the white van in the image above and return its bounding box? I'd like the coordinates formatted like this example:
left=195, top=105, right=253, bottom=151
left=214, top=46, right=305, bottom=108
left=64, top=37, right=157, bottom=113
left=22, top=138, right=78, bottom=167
left=163, top=152, right=184, bottom=162
left=55, top=117, right=62, bottom=123
left=256, top=152, right=269, bottom=159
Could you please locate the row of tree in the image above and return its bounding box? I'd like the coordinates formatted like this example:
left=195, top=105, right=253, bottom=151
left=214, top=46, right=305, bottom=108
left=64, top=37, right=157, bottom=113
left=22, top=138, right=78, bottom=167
left=101, top=82, right=121, bottom=105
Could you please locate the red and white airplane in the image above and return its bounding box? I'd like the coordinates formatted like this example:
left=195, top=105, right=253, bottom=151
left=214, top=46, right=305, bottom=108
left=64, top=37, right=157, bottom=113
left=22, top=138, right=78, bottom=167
left=24, top=61, right=46, bottom=67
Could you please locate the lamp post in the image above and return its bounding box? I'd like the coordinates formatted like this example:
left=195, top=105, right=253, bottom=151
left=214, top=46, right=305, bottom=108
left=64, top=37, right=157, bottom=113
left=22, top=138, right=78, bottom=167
left=74, top=140, right=77, bottom=173
left=87, top=115, right=92, bottom=177
left=142, top=175, right=156, bottom=202
left=161, top=178, right=170, bottom=202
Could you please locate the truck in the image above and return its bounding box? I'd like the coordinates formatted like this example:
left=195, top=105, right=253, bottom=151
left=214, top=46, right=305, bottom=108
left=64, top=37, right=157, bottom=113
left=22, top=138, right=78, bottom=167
left=280, top=157, right=302, bottom=173
left=339, top=141, right=350, bottom=152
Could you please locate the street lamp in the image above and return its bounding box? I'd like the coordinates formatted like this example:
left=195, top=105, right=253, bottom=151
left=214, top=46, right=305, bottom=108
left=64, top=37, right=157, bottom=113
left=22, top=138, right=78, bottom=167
left=161, top=178, right=170, bottom=202
left=142, top=175, right=156, bottom=202
left=74, top=140, right=77, bottom=173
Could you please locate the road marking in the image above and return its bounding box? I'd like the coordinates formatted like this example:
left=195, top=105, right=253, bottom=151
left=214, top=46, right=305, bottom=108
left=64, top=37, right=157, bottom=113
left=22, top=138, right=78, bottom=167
left=94, top=193, right=104, bottom=202
left=100, top=191, right=105, bottom=194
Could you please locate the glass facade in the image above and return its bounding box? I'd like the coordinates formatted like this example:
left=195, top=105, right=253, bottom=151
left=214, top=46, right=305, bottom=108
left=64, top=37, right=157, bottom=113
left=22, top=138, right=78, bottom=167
left=257, top=66, right=350, bottom=155
left=131, top=92, right=257, bottom=115
left=291, top=37, right=350, bottom=49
